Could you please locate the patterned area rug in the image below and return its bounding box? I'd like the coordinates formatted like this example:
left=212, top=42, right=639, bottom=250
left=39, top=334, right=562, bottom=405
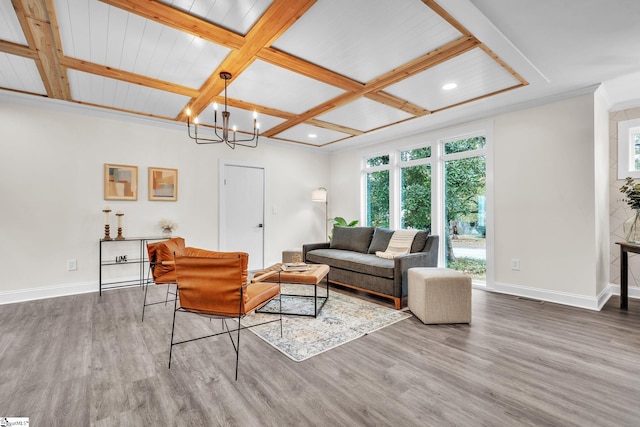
left=241, top=283, right=411, bottom=362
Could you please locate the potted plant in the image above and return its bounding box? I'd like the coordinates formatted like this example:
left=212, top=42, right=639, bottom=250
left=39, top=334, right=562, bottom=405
left=159, top=218, right=178, bottom=237
left=620, top=177, right=640, bottom=242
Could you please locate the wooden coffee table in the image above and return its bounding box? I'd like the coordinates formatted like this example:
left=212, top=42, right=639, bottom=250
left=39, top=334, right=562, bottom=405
left=252, top=263, right=330, bottom=317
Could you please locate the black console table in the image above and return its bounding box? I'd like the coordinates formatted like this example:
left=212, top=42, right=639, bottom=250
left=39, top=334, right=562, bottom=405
left=99, top=236, right=168, bottom=296
left=616, top=241, right=640, bottom=310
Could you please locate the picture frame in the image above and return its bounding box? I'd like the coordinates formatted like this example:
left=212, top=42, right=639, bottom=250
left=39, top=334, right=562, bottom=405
left=148, top=167, right=178, bottom=201
left=104, top=163, right=138, bottom=201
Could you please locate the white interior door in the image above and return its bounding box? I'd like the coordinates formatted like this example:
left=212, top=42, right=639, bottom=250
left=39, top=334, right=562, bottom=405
left=220, top=163, right=265, bottom=270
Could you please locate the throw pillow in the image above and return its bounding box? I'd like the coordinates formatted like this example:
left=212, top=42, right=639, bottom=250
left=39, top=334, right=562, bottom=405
left=410, top=230, right=429, bottom=253
left=330, top=226, right=375, bottom=253
left=368, top=227, right=395, bottom=254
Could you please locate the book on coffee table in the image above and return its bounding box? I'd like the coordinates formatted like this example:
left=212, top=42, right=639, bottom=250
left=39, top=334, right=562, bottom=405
left=281, top=262, right=311, bottom=272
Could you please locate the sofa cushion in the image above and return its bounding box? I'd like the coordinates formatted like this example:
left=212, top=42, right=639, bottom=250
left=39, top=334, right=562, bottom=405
left=306, top=249, right=394, bottom=279
left=368, top=227, right=395, bottom=254
left=411, top=230, right=429, bottom=253
left=330, top=226, right=374, bottom=253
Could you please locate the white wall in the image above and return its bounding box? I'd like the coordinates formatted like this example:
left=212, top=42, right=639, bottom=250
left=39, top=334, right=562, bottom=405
left=329, top=92, right=609, bottom=309
left=593, top=88, right=610, bottom=297
left=0, top=93, right=329, bottom=303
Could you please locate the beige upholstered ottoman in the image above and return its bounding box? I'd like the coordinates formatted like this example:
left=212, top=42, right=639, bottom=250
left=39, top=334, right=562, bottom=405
left=408, top=267, right=472, bottom=324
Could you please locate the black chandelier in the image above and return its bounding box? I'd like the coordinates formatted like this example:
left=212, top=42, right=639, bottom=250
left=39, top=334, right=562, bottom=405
left=185, top=72, right=260, bottom=149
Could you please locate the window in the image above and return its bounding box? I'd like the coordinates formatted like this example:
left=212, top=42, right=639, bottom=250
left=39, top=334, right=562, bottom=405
left=364, top=155, right=390, bottom=227
left=400, top=147, right=431, bottom=230
left=443, top=136, right=486, bottom=280
left=362, top=131, right=488, bottom=281
left=618, top=118, right=640, bottom=179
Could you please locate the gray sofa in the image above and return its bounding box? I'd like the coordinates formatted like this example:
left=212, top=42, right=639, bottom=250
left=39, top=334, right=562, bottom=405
left=303, top=226, right=439, bottom=309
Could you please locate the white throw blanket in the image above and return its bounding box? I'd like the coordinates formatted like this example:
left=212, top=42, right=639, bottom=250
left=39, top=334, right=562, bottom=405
left=375, top=229, right=419, bottom=259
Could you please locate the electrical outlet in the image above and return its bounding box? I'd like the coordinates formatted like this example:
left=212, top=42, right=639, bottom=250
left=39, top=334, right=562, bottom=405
left=67, top=259, right=78, bottom=271
left=511, top=258, right=520, bottom=271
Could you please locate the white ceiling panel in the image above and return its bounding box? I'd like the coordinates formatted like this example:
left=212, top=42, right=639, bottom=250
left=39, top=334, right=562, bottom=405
left=228, top=60, right=345, bottom=114
left=317, top=98, right=413, bottom=132
left=55, top=0, right=231, bottom=89
left=68, top=70, right=190, bottom=118
left=385, top=48, right=521, bottom=111
left=194, top=104, right=286, bottom=134
left=275, top=123, right=350, bottom=146
left=272, top=0, right=462, bottom=83
left=0, top=54, right=46, bottom=95
left=159, top=0, right=273, bottom=35
left=0, top=3, right=27, bottom=44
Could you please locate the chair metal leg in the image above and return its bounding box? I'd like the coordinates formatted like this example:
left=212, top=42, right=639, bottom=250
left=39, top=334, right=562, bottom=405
left=141, top=273, right=151, bottom=322
left=168, top=296, right=178, bottom=369
left=165, top=284, right=171, bottom=304
left=235, top=315, right=241, bottom=381
left=279, top=286, right=283, bottom=338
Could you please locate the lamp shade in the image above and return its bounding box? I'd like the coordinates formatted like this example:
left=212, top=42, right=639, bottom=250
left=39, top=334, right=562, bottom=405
left=311, top=188, right=327, bottom=202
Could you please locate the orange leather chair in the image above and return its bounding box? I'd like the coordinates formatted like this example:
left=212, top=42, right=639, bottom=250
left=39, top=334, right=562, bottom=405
left=142, top=237, right=185, bottom=321
left=169, top=249, right=281, bottom=380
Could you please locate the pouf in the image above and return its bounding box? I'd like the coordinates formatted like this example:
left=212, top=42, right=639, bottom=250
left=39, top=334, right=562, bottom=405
left=408, top=267, right=471, bottom=324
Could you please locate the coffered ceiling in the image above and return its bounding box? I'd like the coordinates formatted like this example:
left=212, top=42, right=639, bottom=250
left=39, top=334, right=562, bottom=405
left=1, top=0, right=639, bottom=149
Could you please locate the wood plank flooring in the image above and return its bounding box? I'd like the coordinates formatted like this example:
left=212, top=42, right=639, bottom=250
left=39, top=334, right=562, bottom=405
left=1, top=285, right=639, bottom=426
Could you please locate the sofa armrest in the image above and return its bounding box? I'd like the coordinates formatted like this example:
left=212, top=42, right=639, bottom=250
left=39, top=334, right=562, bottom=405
left=303, top=242, right=330, bottom=262
left=393, top=235, right=439, bottom=297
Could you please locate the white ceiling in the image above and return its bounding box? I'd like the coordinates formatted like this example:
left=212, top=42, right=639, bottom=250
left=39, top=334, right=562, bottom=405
left=1, top=0, right=640, bottom=151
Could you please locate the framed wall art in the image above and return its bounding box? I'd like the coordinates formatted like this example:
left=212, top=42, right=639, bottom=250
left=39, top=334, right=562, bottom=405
left=148, top=167, right=178, bottom=201
left=104, top=163, right=138, bottom=201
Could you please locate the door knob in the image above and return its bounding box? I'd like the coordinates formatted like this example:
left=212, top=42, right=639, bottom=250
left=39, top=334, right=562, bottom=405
left=258, top=224, right=263, bottom=228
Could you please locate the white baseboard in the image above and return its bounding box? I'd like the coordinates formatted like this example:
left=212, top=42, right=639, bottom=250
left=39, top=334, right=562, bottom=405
left=0, top=275, right=144, bottom=305
left=0, top=281, right=98, bottom=305
left=607, top=284, right=640, bottom=299
left=485, top=281, right=620, bottom=311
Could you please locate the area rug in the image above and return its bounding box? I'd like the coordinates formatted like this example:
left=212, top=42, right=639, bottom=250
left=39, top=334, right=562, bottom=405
left=241, top=284, right=411, bottom=361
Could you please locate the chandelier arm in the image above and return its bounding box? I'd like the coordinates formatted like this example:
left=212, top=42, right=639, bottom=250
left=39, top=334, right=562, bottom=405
left=187, top=119, right=225, bottom=144
left=185, top=71, right=260, bottom=149
left=230, top=134, right=259, bottom=144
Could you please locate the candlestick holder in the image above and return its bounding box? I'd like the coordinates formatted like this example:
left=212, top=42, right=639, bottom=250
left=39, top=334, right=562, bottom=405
left=115, top=211, right=125, bottom=240
left=104, top=224, right=112, bottom=241
left=103, top=207, right=112, bottom=240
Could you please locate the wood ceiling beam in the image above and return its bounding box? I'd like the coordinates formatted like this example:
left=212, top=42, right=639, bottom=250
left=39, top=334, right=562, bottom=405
left=179, top=0, right=317, bottom=121
left=60, top=56, right=200, bottom=98
left=0, top=40, right=37, bottom=59
left=364, top=36, right=479, bottom=92
left=263, top=36, right=478, bottom=138
left=99, top=0, right=245, bottom=50
left=257, top=47, right=363, bottom=91
left=210, top=96, right=297, bottom=121
left=365, top=92, right=431, bottom=116
left=306, top=119, right=364, bottom=136
left=421, top=0, right=472, bottom=37
left=12, top=0, right=70, bottom=99
left=263, top=91, right=360, bottom=138
left=423, top=0, right=527, bottom=87
left=478, top=44, right=529, bottom=86
left=257, top=48, right=429, bottom=116
left=257, top=48, right=428, bottom=117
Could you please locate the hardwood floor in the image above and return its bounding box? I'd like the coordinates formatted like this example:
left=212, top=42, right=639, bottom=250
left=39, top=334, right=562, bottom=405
left=1, top=285, right=639, bottom=426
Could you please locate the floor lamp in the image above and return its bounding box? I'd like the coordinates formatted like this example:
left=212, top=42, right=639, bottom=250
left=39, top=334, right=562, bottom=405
left=312, top=187, right=328, bottom=241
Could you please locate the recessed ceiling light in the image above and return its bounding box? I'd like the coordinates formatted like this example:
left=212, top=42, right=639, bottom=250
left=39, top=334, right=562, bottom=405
left=309, top=134, right=317, bottom=138
left=442, top=82, right=458, bottom=91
